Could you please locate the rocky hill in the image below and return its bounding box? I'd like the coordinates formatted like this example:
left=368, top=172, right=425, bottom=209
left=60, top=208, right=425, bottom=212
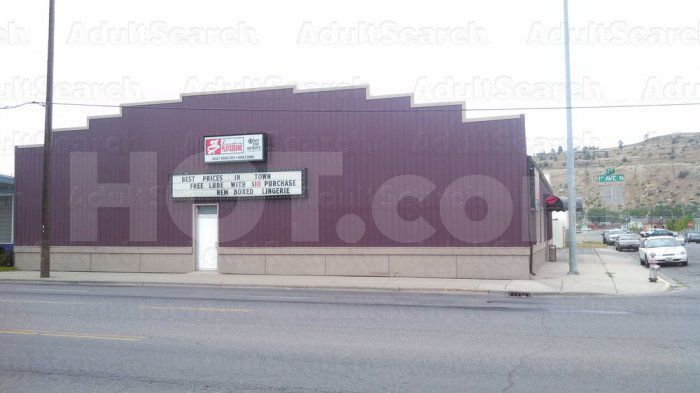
left=534, top=133, right=700, bottom=210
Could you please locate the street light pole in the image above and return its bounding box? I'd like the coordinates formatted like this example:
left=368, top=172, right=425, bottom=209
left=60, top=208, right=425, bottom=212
left=563, top=0, right=578, bottom=274
left=40, top=0, right=55, bottom=278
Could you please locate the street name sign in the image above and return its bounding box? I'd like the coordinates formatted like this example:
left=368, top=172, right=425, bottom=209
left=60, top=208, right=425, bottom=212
left=597, top=174, right=625, bottom=182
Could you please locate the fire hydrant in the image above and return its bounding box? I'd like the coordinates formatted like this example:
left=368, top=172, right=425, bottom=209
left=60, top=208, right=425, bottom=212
left=649, top=263, right=660, bottom=283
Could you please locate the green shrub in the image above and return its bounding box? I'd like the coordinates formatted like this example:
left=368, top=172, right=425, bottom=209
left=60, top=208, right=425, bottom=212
left=0, top=253, right=13, bottom=267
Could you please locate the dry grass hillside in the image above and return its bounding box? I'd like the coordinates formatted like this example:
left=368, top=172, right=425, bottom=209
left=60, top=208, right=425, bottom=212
left=534, top=133, right=700, bottom=210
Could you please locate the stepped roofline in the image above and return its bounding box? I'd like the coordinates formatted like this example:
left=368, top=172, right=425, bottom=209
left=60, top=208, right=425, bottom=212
left=20, top=85, right=523, bottom=144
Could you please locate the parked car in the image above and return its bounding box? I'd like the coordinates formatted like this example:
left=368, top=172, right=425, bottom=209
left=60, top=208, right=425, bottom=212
left=615, top=234, right=640, bottom=251
left=648, top=229, right=675, bottom=238
left=602, top=229, right=618, bottom=243
left=605, top=229, right=626, bottom=245
left=684, top=232, right=700, bottom=244
left=639, top=236, right=688, bottom=266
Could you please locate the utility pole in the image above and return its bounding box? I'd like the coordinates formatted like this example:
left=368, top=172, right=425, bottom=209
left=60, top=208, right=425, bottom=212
left=563, top=0, right=578, bottom=274
left=40, top=0, right=55, bottom=278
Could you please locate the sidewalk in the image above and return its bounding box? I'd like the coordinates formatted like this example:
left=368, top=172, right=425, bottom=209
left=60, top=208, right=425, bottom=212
left=0, top=248, right=672, bottom=295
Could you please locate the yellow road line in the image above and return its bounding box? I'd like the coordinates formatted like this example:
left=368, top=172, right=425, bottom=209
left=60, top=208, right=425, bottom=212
left=0, top=329, right=146, bottom=341
left=139, top=305, right=251, bottom=313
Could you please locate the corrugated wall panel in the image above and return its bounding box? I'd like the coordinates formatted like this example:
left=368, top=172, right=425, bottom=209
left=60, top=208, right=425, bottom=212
left=14, top=87, right=531, bottom=247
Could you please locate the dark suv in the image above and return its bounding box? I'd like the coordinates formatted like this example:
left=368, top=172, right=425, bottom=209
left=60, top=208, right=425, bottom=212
left=648, top=229, right=674, bottom=237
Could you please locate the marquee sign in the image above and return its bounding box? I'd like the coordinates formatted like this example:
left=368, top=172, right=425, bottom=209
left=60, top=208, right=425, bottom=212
left=203, top=133, right=266, bottom=163
left=171, top=169, right=306, bottom=200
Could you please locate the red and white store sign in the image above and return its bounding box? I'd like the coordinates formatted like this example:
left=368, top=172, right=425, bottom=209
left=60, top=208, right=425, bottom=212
left=204, top=133, right=265, bottom=163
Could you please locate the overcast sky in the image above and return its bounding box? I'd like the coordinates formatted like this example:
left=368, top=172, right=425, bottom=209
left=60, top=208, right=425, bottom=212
left=1, top=0, right=699, bottom=176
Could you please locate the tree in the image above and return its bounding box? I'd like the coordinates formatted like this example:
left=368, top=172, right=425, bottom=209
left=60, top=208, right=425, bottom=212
left=628, top=222, right=643, bottom=233
left=666, top=215, right=693, bottom=232
left=618, top=140, right=624, bottom=151
left=587, top=207, right=620, bottom=224
left=557, top=146, right=564, bottom=154
left=624, top=207, right=649, bottom=217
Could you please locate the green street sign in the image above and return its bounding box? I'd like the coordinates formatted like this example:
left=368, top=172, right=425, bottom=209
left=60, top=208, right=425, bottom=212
left=605, top=168, right=615, bottom=175
left=597, top=174, right=625, bottom=182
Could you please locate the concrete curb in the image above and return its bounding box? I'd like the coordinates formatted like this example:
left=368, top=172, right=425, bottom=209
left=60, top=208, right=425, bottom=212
left=657, top=273, right=686, bottom=291
left=0, top=277, right=671, bottom=297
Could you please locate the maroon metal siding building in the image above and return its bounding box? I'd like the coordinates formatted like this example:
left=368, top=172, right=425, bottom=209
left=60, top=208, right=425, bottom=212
left=14, top=87, right=553, bottom=279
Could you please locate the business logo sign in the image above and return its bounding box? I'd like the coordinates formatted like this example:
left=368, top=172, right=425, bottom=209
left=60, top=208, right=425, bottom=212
left=203, top=133, right=266, bottom=163
left=171, top=169, right=306, bottom=200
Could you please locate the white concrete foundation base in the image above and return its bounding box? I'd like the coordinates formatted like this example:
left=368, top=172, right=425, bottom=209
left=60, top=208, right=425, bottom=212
left=14, top=247, right=194, bottom=273
left=14, top=242, right=551, bottom=280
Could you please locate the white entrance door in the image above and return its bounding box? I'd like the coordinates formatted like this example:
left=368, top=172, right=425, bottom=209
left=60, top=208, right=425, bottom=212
left=196, top=206, right=218, bottom=271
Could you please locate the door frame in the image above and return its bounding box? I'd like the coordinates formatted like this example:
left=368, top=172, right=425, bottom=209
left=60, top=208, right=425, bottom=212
left=192, top=203, right=219, bottom=271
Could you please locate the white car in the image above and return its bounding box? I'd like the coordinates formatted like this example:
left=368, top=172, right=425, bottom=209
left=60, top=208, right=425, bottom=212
left=639, top=236, right=688, bottom=267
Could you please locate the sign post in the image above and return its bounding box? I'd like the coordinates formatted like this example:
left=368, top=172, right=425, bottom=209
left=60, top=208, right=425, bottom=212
left=597, top=168, right=625, bottom=207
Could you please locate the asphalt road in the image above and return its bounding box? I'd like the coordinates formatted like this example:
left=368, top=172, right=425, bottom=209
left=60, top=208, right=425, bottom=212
left=581, top=229, right=700, bottom=293
left=663, top=242, right=700, bottom=291
left=1, top=281, right=698, bottom=392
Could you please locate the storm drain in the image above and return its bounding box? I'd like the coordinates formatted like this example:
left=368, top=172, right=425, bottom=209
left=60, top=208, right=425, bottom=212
left=508, top=291, right=531, bottom=297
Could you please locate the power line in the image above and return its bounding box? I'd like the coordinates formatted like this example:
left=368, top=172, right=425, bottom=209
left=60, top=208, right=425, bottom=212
left=1, top=100, right=700, bottom=113
left=0, top=102, right=36, bottom=110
